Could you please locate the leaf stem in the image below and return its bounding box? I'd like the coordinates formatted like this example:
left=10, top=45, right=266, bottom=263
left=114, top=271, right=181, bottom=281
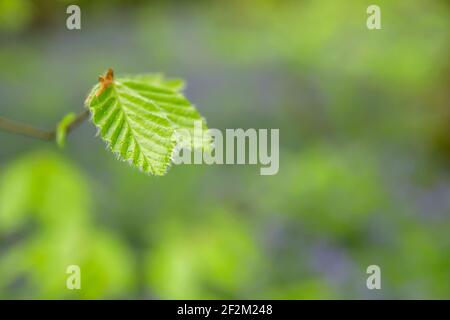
left=0, top=110, right=90, bottom=141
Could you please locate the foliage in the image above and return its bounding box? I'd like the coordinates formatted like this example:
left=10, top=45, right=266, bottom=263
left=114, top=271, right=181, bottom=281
left=85, top=70, right=210, bottom=175
left=145, top=212, right=262, bottom=299
left=0, top=0, right=449, bottom=300
left=0, top=152, right=134, bottom=298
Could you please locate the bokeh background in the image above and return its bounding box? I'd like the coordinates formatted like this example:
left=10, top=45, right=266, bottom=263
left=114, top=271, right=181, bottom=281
left=0, top=0, right=449, bottom=299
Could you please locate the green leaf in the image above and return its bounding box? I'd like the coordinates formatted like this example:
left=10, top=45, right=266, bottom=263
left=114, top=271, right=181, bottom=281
left=85, top=69, right=210, bottom=176
left=56, top=113, right=76, bottom=148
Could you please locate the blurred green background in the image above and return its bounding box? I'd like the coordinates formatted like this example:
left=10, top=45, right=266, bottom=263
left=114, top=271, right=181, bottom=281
left=0, top=0, right=449, bottom=299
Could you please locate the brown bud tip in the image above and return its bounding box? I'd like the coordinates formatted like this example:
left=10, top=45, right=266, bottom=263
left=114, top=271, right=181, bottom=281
left=95, top=68, right=115, bottom=97
left=106, top=68, right=114, bottom=79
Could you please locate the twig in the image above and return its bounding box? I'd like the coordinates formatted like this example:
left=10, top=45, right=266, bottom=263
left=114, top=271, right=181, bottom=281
left=0, top=109, right=90, bottom=141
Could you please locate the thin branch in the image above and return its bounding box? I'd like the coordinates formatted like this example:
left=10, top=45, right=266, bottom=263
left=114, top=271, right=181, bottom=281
left=65, top=109, right=90, bottom=136
left=0, top=109, right=90, bottom=141
left=0, top=117, right=53, bottom=140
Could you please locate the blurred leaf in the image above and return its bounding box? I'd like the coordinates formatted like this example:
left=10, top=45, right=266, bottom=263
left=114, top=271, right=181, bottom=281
left=0, top=0, right=33, bottom=33
left=0, top=151, right=135, bottom=298
left=145, top=210, right=262, bottom=299
left=0, top=151, right=90, bottom=231
left=259, top=145, right=389, bottom=237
